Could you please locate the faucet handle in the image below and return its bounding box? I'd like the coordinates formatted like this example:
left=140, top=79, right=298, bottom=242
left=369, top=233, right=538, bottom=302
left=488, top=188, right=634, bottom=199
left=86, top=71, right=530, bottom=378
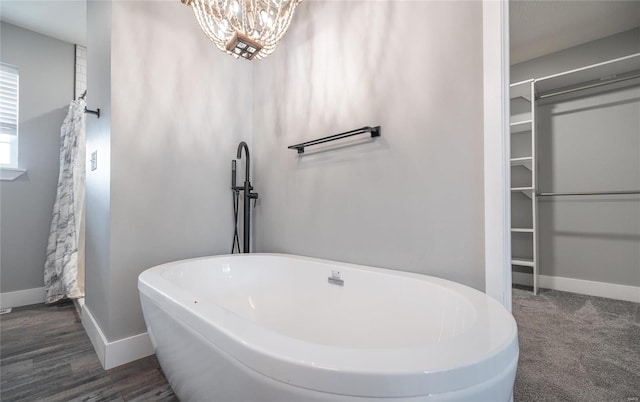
left=248, top=192, right=259, bottom=207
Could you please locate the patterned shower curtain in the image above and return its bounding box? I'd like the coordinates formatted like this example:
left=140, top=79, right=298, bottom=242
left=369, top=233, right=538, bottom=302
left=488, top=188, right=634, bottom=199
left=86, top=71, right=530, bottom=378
left=44, top=98, right=86, bottom=304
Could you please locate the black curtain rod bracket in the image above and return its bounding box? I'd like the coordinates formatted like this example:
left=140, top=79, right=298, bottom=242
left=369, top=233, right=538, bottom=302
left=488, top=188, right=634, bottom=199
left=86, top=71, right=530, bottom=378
left=84, top=107, right=100, bottom=118
left=288, top=126, right=380, bottom=154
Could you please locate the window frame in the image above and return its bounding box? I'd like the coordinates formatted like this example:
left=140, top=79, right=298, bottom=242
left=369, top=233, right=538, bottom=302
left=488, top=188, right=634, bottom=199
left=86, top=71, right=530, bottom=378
left=0, top=62, right=20, bottom=169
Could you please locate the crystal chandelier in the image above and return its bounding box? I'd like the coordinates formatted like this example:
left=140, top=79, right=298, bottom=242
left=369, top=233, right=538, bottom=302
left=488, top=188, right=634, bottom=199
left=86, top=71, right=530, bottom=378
left=181, top=0, right=301, bottom=60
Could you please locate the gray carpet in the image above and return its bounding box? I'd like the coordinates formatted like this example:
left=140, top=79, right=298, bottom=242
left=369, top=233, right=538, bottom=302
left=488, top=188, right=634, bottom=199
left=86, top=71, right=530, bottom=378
left=512, top=287, right=640, bottom=402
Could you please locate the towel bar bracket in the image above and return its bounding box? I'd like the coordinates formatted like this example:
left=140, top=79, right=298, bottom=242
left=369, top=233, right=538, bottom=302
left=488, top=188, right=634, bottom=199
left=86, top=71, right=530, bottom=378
left=84, top=107, right=100, bottom=118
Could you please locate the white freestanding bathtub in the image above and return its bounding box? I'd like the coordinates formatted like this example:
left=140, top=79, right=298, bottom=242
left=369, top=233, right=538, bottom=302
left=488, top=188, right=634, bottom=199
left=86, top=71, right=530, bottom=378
left=138, top=254, right=518, bottom=401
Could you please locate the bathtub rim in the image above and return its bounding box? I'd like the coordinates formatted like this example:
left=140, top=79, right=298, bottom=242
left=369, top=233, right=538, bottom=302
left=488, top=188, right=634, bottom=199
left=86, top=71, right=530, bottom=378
left=138, top=253, right=519, bottom=398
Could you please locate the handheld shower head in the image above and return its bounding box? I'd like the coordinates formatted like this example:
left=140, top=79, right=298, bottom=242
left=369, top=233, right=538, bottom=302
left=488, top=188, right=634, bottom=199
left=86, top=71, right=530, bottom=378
left=231, top=160, right=237, bottom=189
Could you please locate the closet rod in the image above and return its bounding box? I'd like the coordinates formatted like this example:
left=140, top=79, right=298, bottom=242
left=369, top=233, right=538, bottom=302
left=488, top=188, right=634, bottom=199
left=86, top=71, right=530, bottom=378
left=538, top=190, right=640, bottom=197
left=537, top=71, right=640, bottom=99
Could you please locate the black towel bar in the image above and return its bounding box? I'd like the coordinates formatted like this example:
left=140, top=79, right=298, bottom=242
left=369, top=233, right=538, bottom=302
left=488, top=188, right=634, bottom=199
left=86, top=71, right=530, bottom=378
left=288, top=126, right=381, bottom=154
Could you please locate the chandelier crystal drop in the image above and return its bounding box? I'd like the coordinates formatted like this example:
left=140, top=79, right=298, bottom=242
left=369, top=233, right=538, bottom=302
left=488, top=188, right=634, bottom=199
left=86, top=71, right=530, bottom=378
left=182, top=0, right=301, bottom=60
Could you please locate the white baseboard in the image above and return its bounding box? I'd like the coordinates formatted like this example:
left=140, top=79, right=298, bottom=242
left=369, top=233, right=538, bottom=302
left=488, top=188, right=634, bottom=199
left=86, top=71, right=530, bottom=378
left=0, top=287, right=45, bottom=308
left=81, top=304, right=154, bottom=370
left=73, top=297, right=85, bottom=316
left=81, top=304, right=107, bottom=365
left=513, top=272, right=640, bottom=303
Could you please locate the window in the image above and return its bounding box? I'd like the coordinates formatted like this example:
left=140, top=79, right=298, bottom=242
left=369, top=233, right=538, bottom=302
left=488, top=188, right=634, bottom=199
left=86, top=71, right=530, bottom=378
left=0, top=63, right=19, bottom=169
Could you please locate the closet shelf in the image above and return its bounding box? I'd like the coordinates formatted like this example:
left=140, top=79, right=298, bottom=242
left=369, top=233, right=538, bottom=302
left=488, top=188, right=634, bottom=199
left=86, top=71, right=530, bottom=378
left=511, top=156, right=533, bottom=170
left=510, top=120, right=532, bottom=133
left=511, top=112, right=532, bottom=124
left=511, top=258, right=535, bottom=268
left=510, top=79, right=534, bottom=101
left=535, top=53, right=640, bottom=98
left=511, top=187, right=535, bottom=198
left=511, top=228, right=534, bottom=233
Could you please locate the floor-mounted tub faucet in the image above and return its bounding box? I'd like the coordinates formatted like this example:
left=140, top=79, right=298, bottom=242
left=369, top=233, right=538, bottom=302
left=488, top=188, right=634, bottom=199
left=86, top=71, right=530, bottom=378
left=234, top=141, right=258, bottom=253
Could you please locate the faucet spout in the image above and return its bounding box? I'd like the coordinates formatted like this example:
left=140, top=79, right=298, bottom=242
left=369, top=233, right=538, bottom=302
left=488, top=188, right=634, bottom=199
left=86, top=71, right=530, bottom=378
left=237, top=141, right=250, bottom=182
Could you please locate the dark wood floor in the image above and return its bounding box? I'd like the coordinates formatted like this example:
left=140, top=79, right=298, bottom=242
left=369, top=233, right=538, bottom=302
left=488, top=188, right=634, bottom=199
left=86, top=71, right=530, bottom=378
left=0, top=301, right=177, bottom=402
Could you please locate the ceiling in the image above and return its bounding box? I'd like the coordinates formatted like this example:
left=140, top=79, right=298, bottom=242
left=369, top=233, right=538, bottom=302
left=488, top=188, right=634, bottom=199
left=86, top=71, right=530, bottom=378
left=0, top=1, right=639, bottom=63
left=0, top=1, right=86, bottom=46
left=510, top=0, right=640, bottom=65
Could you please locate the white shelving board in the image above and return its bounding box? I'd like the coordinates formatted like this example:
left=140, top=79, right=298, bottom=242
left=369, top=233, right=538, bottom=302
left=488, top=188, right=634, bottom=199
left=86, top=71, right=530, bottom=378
left=535, top=53, right=640, bottom=98
left=510, top=112, right=532, bottom=124
left=511, top=258, right=535, bottom=268
left=510, top=79, right=534, bottom=101
left=511, top=187, right=535, bottom=198
left=511, top=156, right=533, bottom=170
left=510, top=119, right=532, bottom=133
left=511, top=228, right=534, bottom=233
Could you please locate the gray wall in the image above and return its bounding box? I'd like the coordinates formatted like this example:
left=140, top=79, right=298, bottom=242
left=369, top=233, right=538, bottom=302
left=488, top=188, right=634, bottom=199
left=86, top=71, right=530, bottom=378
left=0, top=22, right=74, bottom=293
left=86, top=0, right=485, bottom=345
left=511, top=28, right=640, bottom=286
left=85, top=0, right=252, bottom=341
left=252, top=1, right=486, bottom=290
